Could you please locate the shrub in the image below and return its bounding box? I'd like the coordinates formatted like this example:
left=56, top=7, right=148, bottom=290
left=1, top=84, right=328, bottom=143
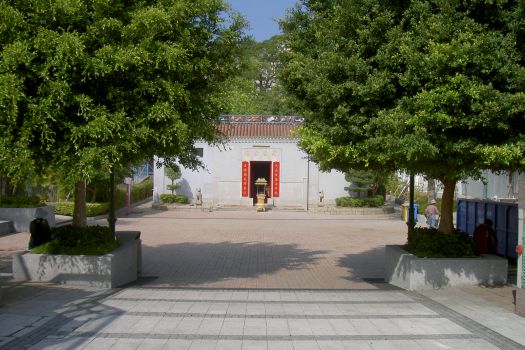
left=336, top=195, right=384, bottom=207
left=0, top=195, right=45, bottom=208
left=160, top=194, right=188, bottom=204
left=131, top=177, right=153, bottom=202
left=115, top=177, right=153, bottom=207
left=53, top=202, right=109, bottom=217
left=414, top=191, right=457, bottom=215
left=32, top=225, right=121, bottom=255
left=404, top=227, right=475, bottom=258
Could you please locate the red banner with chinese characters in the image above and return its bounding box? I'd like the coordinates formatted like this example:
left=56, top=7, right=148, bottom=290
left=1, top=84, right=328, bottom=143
left=272, top=162, right=280, bottom=197
left=241, top=161, right=249, bottom=197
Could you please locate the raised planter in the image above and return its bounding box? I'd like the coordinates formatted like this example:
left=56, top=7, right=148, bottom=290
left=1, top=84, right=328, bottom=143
left=0, top=205, right=55, bottom=232
left=517, top=288, right=525, bottom=317
left=385, top=245, right=508, bottom=290
left=12, top=231, right=141, bottom=288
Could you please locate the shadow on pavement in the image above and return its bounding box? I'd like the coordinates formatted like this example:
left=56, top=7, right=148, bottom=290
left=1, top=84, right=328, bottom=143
left=138, top=241, right=330, bottom=287
left=337, top=246, right=392, bottom=283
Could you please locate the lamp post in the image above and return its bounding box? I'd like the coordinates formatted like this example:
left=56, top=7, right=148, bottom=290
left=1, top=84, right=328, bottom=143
left=306, top=155, right=310, bottom=211
left=108, top=169, right=117, bottom=235
left=408, top=172, right=415, bottom=235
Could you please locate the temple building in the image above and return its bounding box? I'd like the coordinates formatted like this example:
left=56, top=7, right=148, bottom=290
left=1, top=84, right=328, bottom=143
left=153, top=115, right=348, bottom=208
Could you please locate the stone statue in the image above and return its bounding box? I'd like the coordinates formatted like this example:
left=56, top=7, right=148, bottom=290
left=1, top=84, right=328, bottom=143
left=195, top=188, right=203, bottom=206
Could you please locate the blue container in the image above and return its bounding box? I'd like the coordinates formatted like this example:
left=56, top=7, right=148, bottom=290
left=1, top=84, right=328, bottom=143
left=456, top=199, right=518, bottom=258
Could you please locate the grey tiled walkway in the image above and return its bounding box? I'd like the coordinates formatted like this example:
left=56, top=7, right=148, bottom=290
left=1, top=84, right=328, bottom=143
left=3, top=287, right=523, bottom=349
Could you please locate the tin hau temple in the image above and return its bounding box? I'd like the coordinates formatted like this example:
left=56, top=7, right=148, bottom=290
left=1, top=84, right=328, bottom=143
left=153, top=115, right=348, bottom=208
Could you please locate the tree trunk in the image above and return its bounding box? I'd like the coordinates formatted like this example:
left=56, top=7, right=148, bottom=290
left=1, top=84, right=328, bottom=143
left=427, top=178, right=436, bottom=202
left=438, top=179, right=456, bottom=234
left=73, top=180, right=87, bottom=228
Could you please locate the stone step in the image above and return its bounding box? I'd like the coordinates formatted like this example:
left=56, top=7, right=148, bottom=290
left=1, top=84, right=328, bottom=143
left=0, top=220, right=15, bottom=236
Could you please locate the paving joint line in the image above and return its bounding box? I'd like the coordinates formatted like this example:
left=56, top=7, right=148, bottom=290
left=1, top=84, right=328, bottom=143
left=0, top=288, right=123, bottom=350
left=100, top=311, right=442, bottom=319
left=59, top=332, right=480, bottom=342
left=111, top=298, right=414, bottom=304
left=406, top=290, right=525, bottom=350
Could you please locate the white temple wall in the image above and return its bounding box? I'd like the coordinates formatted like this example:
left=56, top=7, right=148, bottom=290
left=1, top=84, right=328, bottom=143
left=154, top=138, right=349, bottom=207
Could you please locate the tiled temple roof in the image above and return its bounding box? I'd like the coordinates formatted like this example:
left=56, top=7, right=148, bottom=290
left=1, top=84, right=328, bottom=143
left=218, top=115, right=302, bottom=138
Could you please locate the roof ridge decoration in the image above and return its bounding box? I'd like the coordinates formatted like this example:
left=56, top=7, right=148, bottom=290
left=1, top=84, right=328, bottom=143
left=220, top=115, right=303, bottom=124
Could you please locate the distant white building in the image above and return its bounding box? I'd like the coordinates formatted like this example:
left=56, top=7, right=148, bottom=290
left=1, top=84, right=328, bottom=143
left=458, top=171, right=522, bottom=202
left=153, top=115, right=348, bottom=208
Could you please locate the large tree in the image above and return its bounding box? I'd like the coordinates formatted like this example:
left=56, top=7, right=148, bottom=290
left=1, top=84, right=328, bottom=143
left=281, top=0, right=525, bottom=234
left=0, top=0, right=246, bottom=226
left=224, top=36, right=298, bottom=115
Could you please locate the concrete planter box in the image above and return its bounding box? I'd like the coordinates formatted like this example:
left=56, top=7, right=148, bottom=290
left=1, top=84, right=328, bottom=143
left=517, top=288, right=525, bottom=317
left=385, top=245, right=508, bottom=290
left=0, top=205, right=55, bottom=232
left=12, top=231, right=141, bottom=288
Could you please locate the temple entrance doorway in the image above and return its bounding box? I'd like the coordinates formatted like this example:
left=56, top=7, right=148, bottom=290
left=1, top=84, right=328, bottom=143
left=250, top=161, right=271, bottom=205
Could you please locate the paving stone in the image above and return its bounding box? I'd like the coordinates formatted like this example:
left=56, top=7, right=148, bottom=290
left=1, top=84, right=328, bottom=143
left=188, top=339, right=217, bottom=350
left=164, top=339, right=192, bottom=350
left=0, top=210, right=523, bottom=350
left=216, top=340, right=242, bottom=350
left=220, top=318, right=245, bottom=336
left=136, top=338, right=168, bottom=350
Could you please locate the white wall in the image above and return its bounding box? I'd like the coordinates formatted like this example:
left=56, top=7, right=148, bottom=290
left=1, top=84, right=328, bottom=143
left=459, top=171, right=520, bottom=200
left=154, top=138, right=349, bottom=207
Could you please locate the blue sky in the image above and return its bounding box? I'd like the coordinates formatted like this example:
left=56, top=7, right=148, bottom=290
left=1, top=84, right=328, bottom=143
left=227, top=0, right=298, bottom=42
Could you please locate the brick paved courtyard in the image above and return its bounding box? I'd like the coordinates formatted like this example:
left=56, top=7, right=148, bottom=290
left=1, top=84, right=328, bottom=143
left=117, top=208, right=408, bottom=289
left=1, top=208, right=525, bottom=349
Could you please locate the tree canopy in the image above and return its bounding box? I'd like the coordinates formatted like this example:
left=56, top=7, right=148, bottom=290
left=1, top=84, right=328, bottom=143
left=281, top=0, right=525, bottom=233
left=224, top=35, right=298, bottom=115
left=0, top=0, right=246, bottom=225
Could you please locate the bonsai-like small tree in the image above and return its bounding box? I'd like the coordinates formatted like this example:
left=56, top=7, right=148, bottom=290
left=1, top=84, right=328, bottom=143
left=165, top=164, right=182, bottom=195
left=344, top=170, right=375, bottom=198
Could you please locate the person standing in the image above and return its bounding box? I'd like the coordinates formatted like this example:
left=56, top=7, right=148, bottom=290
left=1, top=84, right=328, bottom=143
left=424, top=199, right=441, bottom=229
left=473, top=219, right=498, bottom=255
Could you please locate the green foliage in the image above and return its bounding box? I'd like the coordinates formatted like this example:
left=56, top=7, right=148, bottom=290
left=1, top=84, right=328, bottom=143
left=0, top=195, right=45, bottom=208
left=167, top=184, right=180, bottom=193
left=224, top=36, right=298, bottom=115
left=54, top=177, right=151, bottom=215
left=113, top=176, right=154, bottom=207
left=412, top=191, right=457, bottom=214
left=54, top=202, right=109, bottom=217
left=130, top=177, right=153, bottom=202
left=0, top=0, right=246, bottom=225
left=165, top=164, right=182, bottom=194
left=160, top=194, right=188, bottom=204
left=404, top=227, right=475, bottom=258
left=336, top=195, right=384, bottom=208
left=281, top=0, right=525, bottom=233
left=32, top=225, right=121, bottom=255
left=165, top=165, right=181, bottom=182
left=344, top=170, right=375, bottom=197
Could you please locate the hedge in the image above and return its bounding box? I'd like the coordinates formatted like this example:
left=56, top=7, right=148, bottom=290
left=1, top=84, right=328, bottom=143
left=52, top=177, right=152, bottom=216
left=32, top=225, right=121, bottom=255
left=404, top=227, right=475, bottom=258
left=336, top=195, right=385, bottom=207
left=160, top=194, right=188, bottom=204
left=115, top=177, right=153, bottom=207
left=0, top=195, right=45, bottom=208
left=53, top=202, right=109, bottom=217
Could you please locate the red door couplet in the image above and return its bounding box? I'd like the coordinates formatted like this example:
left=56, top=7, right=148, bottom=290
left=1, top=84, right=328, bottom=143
left=272, top=162, right=280, bottom=197
left=241, top=161, right=249, bottom=197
